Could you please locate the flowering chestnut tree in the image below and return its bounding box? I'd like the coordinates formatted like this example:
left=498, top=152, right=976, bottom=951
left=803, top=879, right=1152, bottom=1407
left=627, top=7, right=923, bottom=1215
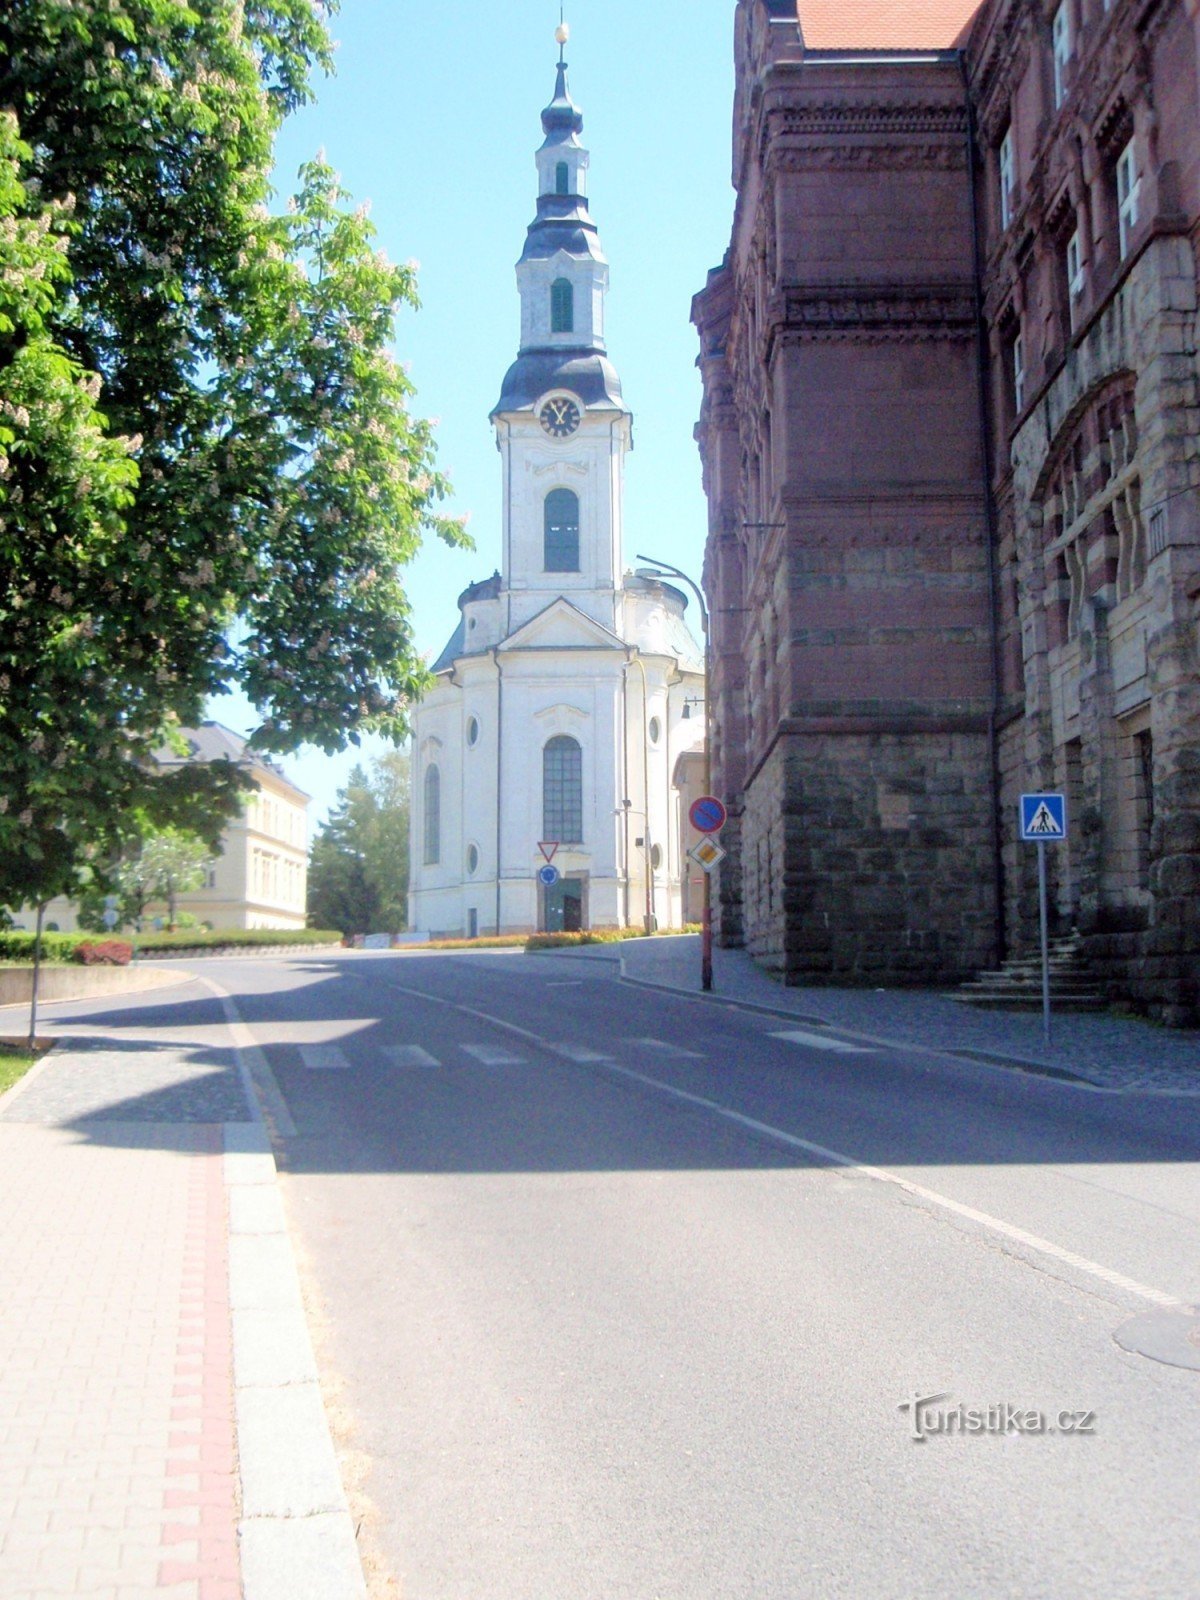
left=0, top=0, right=467, bottom=911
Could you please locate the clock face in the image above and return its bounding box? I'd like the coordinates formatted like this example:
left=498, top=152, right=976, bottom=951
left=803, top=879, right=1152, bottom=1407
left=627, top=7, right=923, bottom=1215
left=539, top=396, right=581, bottom=438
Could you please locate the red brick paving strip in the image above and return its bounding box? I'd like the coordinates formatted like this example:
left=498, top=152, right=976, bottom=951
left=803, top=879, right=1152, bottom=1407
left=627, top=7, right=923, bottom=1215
left=159, top=1125, right=242, bottom=1598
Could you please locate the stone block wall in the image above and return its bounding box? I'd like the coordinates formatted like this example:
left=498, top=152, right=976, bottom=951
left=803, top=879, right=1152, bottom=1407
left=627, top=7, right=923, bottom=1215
left=741, top=727, right=997, bottom=986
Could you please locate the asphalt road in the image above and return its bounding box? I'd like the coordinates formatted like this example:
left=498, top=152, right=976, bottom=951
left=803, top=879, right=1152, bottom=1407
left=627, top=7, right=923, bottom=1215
left=210, top=951, right=1200, bottom=1597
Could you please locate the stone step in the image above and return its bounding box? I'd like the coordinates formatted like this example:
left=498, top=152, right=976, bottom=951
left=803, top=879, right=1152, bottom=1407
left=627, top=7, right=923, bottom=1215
left=953, top=991, right=1109, bottom=1012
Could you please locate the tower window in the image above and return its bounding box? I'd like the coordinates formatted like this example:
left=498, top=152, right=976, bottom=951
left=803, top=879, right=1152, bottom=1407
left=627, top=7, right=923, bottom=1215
left=543, top=735, right=583, bottom=844
left=423, top=764, right=440, bottom=865
left=551, top=277, right=574, bottom=333
left=555, top=161, right=569, bottom=196
left=544, top=488, right=580, bottom=572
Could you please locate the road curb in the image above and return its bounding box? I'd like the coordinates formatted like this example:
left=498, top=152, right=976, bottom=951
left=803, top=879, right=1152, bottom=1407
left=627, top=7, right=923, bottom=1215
left=617, top=969, right=1104, bottom=1089
left=214, top=1018, right=367, bottom=1599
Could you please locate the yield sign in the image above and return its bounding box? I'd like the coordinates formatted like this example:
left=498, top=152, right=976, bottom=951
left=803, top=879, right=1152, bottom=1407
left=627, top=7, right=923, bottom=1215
left=538, top=841, right=559, bottom=863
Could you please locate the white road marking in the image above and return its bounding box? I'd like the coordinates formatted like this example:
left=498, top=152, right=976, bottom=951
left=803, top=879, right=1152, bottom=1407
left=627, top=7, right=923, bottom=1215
left=383, top=1045, right=441, bottom=1068
left=299, top=1044, right=351, bottom=1071
left=460, top=1043, right=527, bottom=1067
left=769, top=1028, right=874, bottom=1054
left=627, top=1037, right=705, bottom=1059
left=598, top=1060, right=1186, bottom=1312
left=551, top=1043, right=615, bottom=1063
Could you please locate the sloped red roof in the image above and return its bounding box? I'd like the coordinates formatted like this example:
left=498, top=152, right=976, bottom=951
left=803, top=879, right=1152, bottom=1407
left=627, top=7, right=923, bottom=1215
left=797, top=0, right=983, bottom=51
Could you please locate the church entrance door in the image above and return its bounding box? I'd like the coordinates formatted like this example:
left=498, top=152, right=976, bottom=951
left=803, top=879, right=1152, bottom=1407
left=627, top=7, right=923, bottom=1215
left=542, top=875, right=585, bottom=933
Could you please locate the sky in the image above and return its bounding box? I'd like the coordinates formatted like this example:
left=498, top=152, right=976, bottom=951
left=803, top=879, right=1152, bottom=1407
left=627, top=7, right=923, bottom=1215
left=208, top=0, right=737, bottom=825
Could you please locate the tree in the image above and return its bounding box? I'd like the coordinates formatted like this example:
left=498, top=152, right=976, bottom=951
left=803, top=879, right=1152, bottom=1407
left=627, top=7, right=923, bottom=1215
left=80, top=823, right=212, bottom=931
left=307, top=749, right=411, bottom=935
left=136, top=827, right=210, bottom=930
left=0, top=2, right=469, bottom=916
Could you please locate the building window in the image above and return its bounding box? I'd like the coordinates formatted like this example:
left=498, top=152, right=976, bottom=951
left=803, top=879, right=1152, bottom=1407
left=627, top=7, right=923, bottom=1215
left=555, top=161, right=569, bottom=196
left=550, top=277, right=574, bottom=333
left=1065, top=229, right=1085, bottom=331
left=1052, top=3, right=1071, bottom=108
left=648, top=716, right=661, bottom=745
left=543, top=735, right=583, bottom=844
left=466, top=843, right=479, bottom=875
left=1013, top=330, right=1026, bottom=414
left=423, top=764, right=440, bottom=865
left=544, top=488, right=580, bottom=572
left=466, top=715, right=480, bottom=747
left=1116, top=140, right=1140, bottom=258
left=999, top=127, right=1015, bottom=229
left=1135, top=728, right=1154, bottom=889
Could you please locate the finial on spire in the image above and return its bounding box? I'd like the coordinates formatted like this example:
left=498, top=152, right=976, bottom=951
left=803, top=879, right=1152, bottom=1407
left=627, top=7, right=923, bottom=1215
left=556, top=14, right=569, bottom=64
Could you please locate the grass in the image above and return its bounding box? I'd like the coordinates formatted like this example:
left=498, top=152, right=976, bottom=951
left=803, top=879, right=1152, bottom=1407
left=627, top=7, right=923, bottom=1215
left=0, top=1044, right=44, bottom=1096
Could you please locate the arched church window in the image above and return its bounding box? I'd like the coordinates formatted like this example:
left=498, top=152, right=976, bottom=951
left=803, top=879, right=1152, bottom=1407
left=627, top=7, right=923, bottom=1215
left=543, top=736, right=583, bottom=844
left=555, top=161, right=570, bottom=196
left=544, top=488, right=580, bottom=572
left=423, top=764, right=440, bottom=865
left=550, top=277, right=574, bottom=333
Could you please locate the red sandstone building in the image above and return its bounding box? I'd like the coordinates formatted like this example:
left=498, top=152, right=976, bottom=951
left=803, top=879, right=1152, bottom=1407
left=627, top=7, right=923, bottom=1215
left=693, top=0, right=1200, bottom=1022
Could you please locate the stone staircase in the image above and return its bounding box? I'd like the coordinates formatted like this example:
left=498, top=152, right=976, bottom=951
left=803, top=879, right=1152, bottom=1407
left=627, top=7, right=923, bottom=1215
left=954, top=933, right=1108, bottom=1012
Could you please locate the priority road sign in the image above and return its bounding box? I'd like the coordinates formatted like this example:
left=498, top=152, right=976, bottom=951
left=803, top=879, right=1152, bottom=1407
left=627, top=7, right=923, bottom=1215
left=689, top=795, right=727, bottom=835
left=537, top=864, right=560, bottom=887
left=688, top=838, right=726, bottom=873
left=1019, top=793, right=1067, bottom=842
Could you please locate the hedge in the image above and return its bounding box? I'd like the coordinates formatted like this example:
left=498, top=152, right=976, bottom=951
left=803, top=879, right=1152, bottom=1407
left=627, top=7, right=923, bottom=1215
left=0, top=928, right=343, bottom=961
left=525, top=925, right=701, bottom=951
left=135, top=928, right=344, bottom=952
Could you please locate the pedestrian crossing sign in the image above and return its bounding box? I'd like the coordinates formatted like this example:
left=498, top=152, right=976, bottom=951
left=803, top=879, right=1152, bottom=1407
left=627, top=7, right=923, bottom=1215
left=1019, top=793, right=1067, bottom=842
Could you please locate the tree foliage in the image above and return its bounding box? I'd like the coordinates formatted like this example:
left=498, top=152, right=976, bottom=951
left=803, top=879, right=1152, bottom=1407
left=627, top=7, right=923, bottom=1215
left=0, top=0, right=468, bottom=913
left=307, top=748, right=410, bottom=935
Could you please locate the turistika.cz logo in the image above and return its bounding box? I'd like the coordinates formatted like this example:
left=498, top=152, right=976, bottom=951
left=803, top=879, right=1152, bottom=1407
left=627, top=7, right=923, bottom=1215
left=898, top=1393, right=1096, bottom=1443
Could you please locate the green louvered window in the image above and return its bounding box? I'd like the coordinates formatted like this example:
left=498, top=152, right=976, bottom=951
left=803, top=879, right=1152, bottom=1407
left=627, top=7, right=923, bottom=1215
left=550, top=277, right=574, bottom=333
left=555, top=161, right=569, bottom=195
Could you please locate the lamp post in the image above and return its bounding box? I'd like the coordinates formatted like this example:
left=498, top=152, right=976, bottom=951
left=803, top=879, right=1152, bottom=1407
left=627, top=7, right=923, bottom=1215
left=636, top=554, right=713, bottom=992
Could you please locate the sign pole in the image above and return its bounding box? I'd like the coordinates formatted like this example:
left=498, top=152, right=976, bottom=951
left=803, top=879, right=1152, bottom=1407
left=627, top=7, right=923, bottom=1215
left=1037, top=838, right=1051, bottom=1044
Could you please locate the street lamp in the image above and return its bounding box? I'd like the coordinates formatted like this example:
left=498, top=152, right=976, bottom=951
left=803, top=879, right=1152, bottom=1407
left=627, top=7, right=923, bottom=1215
left=636, top=554, right=714, bottom=992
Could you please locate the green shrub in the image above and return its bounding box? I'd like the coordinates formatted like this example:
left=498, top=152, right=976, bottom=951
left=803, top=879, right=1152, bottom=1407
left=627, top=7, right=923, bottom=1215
left=525, top=926, right=699, bottom=951
left=135, top=928, right=344, bottom=951
left=0, top=931, right=96, bottom=963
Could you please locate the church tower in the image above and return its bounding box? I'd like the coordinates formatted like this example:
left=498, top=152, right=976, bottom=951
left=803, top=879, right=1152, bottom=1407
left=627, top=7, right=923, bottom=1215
left=408, top=25, right=705, bottom=940
left=491, top=26, right=632, bottom=635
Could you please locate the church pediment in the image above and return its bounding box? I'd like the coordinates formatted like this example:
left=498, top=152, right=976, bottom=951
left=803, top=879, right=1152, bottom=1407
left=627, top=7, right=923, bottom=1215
left=499, top=597, right=624, bottom=653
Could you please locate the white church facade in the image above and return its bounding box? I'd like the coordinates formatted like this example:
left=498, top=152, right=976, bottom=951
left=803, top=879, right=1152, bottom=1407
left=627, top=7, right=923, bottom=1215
left=407, top=34, right=706, bottom=937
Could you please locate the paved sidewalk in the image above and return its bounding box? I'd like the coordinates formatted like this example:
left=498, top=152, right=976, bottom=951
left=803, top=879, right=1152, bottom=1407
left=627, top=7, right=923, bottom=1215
left=0, top=979, right=365, bottom=1600
left=612, top=935, right=1200, bottom=1094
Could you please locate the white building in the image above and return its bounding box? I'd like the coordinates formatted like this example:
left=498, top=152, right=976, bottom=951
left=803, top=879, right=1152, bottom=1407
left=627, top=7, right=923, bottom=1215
left=408, top=36, right=705, bottom=937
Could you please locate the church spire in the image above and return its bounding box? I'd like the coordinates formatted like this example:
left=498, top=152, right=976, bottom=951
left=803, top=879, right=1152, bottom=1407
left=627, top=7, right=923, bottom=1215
left=491, top=22, right=628, bottom=417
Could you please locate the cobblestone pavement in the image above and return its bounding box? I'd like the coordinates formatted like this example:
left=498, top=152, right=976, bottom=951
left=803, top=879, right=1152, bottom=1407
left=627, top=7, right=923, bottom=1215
left=0, top=983, right=251, bottom=1600
left=614, top=937, right=1200, bottom=1094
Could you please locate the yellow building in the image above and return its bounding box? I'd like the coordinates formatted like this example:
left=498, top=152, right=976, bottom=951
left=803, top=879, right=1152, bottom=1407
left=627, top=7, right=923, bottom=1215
left=13, top=723, right=309, bottom=934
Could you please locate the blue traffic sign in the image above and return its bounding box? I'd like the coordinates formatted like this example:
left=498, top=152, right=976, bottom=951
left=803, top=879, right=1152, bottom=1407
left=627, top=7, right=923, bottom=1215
left=1019, top=793, right=1067, bottom=842
left=689, top=795, right=727, bottom=835
left=537, top=864, right=560, bottom=887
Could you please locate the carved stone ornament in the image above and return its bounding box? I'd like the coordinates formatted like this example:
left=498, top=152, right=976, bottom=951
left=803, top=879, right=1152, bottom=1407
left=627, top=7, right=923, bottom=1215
left=772, top=143, right=968, bottom=172
left=771, top=102, right=969, bottom=139
left=779, top=284, right=976, bottom=342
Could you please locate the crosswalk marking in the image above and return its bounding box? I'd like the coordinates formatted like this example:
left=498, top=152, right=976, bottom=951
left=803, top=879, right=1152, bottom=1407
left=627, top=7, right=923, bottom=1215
left=460, top=1043, right=527, bottom=1067
left=383, top=1045, right=441, bottom=1068
left=626, top=1037, right=705, bottom=1060
left=769, top=1029, right=873, bottom=1055
left=551, top=1043, right=614, bottom=1063
left=299, top=1044, right=351, bottom=1070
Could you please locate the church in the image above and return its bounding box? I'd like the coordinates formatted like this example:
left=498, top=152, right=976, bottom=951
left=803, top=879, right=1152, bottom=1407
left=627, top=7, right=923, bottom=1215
left=407, top=31, right=706, bottom=939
